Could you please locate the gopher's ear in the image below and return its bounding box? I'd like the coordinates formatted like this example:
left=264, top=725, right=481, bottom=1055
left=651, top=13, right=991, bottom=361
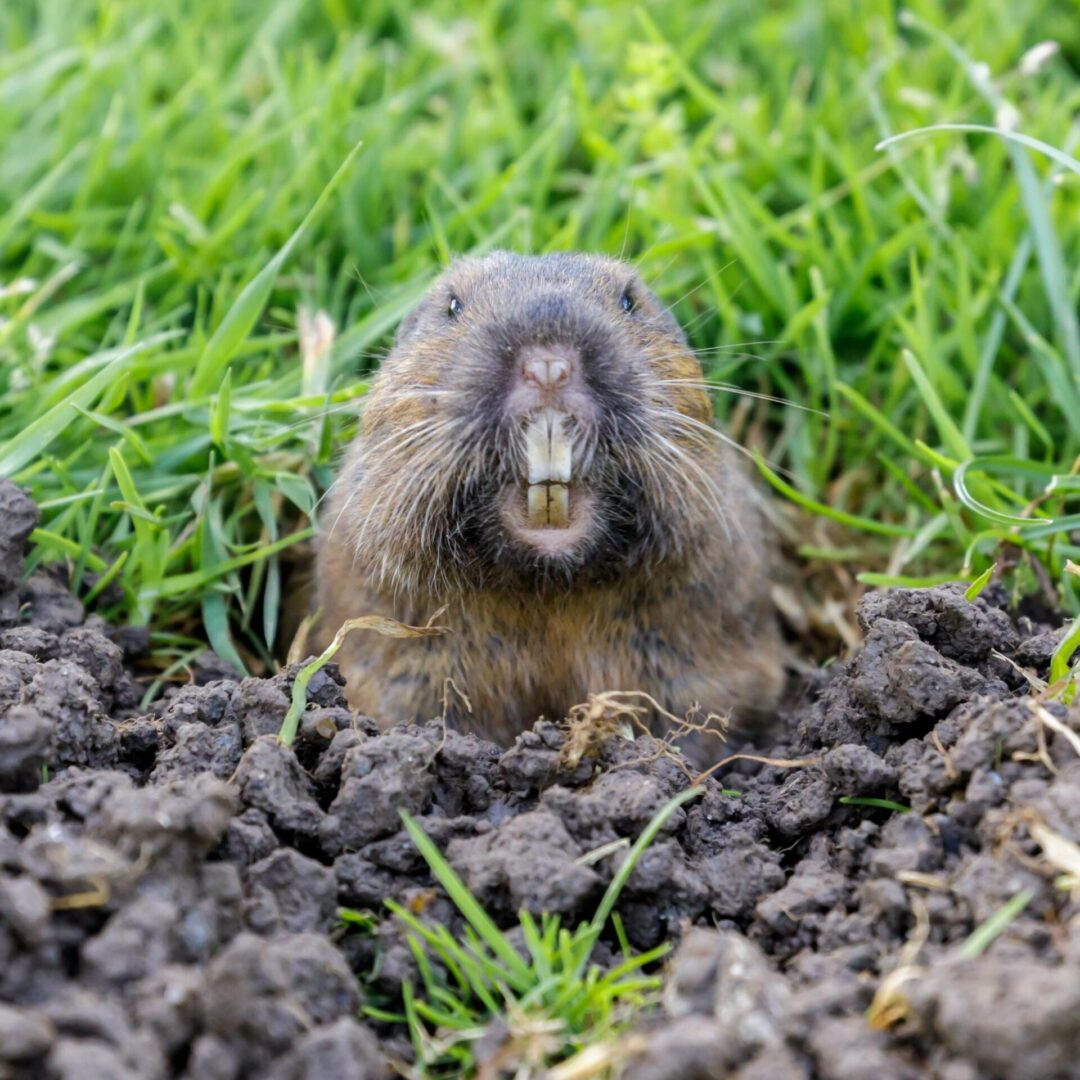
left=394, top=302, right=424, bottom=346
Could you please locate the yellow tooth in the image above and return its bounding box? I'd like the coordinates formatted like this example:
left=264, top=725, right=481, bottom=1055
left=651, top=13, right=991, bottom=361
left=549, top=415, right=572, bottom=483
left=525, top=417, right=548, bottom=485
left=548, top=483, right=569, bottom=527
left=526, top=409, right=572, bottom=484
left=527, top=483, right=549, bottom=527
left=526, top=482, right=571, bottom=528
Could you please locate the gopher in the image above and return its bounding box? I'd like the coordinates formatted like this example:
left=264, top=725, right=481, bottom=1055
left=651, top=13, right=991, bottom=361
left=314, top=252, right=783, bottom=751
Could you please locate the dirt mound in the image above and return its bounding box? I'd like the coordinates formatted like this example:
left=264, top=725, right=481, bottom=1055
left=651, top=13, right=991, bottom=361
left=1, top=477, right=1079, bottom=1079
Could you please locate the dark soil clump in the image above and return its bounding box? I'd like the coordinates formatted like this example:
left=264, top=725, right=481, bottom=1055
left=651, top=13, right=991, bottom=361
left=1, top=478, right=1079, bottom=1079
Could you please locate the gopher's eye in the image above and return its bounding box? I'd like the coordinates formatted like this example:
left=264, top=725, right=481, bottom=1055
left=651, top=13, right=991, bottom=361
left=620, top=290, right=636, bottom=313
left=448, top=295, right=464, bottom=319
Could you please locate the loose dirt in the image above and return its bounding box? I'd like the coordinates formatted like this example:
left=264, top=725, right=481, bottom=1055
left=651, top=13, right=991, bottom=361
left=1, top=478, right=1078, bottom=1079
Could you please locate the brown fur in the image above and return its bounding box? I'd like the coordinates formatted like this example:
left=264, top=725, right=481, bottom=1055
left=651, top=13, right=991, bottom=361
left=314, top=252, right=783, bottom=753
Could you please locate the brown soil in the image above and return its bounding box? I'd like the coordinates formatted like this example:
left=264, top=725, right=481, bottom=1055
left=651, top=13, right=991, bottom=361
left=1, top=479, right=1078, bottom=1080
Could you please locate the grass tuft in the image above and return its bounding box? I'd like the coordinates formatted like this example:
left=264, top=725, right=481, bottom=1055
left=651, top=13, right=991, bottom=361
left=379, top=787, right=702, bottom=1075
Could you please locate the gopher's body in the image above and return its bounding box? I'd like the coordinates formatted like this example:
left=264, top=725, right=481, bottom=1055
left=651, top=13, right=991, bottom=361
left=315, top=252, right=782, bottom=747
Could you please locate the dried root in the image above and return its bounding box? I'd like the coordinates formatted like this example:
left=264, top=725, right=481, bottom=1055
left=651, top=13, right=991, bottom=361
left=558, top=690, right=728, bottom=779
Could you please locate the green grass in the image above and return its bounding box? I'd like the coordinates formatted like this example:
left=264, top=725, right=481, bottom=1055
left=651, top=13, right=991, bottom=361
left=2, top=0, right=1080, bottom=680
left=837, top=794, right=912, bottom=813
left=352, top=791, right=701, bottom=1077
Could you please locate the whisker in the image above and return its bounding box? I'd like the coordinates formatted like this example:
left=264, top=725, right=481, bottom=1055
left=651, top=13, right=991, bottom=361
left=680, top=305, right=722, bottom=338
left=609, top=410, right=728, bottom=542
left=689, top=352, right=772, bottom=367
left=325, top=484, right=361, bottom=547
left=664, top=258, right=738, bottom=311
left=649, top=405, right=751, bottom=458
left=642, top=429, right=731, bottom=543
left=654, top=379, right=825, bottom=415
left=341, top=419, right=464, bottom=528
left=346, top=414, right=476, bottom=573
left=650, top=406, right=796, bottom=481
left=377, top=386, right=458, bottom=396
left=312, top=472, right=344, bottom=516
left=634, top=250, right=682, bottom=283
left=270, top=380, right=459, bottom=438
left=366, top=417, right=465, bottom=461
left=726, top=277, right=750, bottom=305
left=619, top=184, right=635, bottom=262
left=345, top=264, right=388, bottom=304
left=691, top=339, right=784, bottom=351
left=274, top=401, right=365, bottom=435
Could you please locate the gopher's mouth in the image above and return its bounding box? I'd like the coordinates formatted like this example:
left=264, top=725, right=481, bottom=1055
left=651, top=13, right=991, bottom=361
left=525, top=408, right=572, bottom=527
left=501, top=409, right=595, bottom=554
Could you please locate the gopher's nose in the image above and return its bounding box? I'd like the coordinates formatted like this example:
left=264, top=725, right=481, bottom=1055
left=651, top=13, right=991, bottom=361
left=520, top=344, right=576, bottom=390
left=506, top=341, right=594, bottom=422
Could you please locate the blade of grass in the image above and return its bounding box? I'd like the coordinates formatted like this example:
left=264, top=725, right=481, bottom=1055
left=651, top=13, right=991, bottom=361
left=189, top=139, right=363, bottom=395
left=877, top=124, right=1080, bottom=180
left=1049, top=615, right=1080, bottom=687
left=857, top=572, right=961, bottom=588
left=900, top=348, right=971, bottom=461
left=278, top=613, right=447, bottom=745
left=964, top=563, right=997, bottom=600
left=756, top=453, right=915, bottom=537
left=957, top=889, right=1035, bottom=959
left=581, top=784, right=703, bottom=971
left=0, top=336, right=170, bottom=477
left=838, top=795, right=912, bottom=813
left=399, top=811, right=534, bottom=987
